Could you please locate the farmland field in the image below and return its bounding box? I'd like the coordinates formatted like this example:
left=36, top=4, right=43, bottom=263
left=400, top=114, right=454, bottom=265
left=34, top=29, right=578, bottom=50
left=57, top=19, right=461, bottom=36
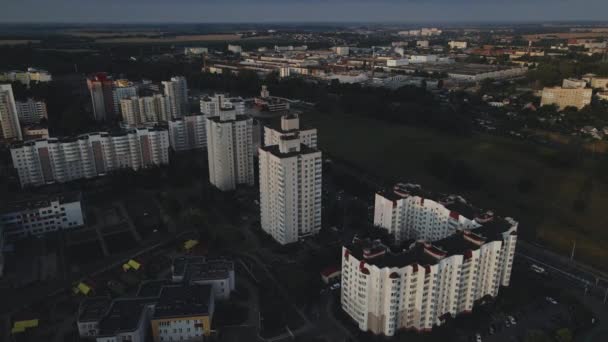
left=94, top=34, right=266, bottom=44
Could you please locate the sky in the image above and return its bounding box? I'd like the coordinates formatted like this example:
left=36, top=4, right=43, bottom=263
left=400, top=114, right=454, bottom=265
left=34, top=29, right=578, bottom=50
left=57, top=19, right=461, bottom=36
left=1, top=0, right=608, bottom=23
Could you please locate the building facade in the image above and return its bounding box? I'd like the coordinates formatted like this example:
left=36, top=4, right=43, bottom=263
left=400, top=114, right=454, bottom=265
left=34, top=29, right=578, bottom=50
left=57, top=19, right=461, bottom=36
left=259, top=134, right=322, bottom=245
left=120, top=95, right=171, bottom=127
left=11, top=127, right=170, bottom=187
left=150, top=284, right=214, bottom=342
left=168, top=114, right=207, bottom=151
left=374, top=186, right=480, bottom=243
left=0, top=84, right=23, bottom=141
left=162, top=76, right=188, bottom=118
left=341, top=218, right=517, bottom=335
left=254, top=86, right=290, bottom=112
left=541, top=86, right=593, bottom=110
left=206, top=106, right=254, bottom=191
left=87, top=73, right=115, bottom=122
left=263, top=114, right=317, bottom=149
left=200, top=94, right=245, bottom=117
left=112, top=82, right=138, bottom=117
left=172, top=257, right=236, bottom=300
left=16, top=98, right=47, bottom=125
left=0, top=193, right=85, bottom=240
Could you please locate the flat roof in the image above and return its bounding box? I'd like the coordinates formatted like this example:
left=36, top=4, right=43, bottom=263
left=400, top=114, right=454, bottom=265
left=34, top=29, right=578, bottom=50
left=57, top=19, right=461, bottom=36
left=260, top=143, right=320, bottom=159
left=97, top=298, right=154, bottom=336
left=207, top=114, right=250, bottom=123
left=265, top=118, right=316, bottom=134
left=346, top=224, right=512, bottom=270
left=136, top=280, right=170, bottom=298
left=152, top=284, right=213, bottom=319
left=0, top=192, right=82, bottom=215
left=78, top=297, right=112, bottom=323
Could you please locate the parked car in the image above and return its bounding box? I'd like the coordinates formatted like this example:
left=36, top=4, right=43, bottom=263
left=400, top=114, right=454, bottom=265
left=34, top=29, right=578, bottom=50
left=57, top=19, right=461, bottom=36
left=530, top=264, right=546, bottom=274
left=545, top=296, right=558, bottom=305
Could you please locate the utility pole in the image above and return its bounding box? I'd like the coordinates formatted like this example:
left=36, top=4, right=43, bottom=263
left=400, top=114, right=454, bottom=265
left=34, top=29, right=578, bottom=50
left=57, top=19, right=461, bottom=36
left=570, top=240, right=576, bottom=261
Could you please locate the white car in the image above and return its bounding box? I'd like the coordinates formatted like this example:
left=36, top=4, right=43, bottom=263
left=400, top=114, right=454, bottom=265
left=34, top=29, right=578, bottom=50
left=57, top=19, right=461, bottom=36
left=508, top=316, right=517, bottom=325
left=475, top=333, right=482, bottom=342
left=330, top=283, right=341, bottom=291
left=530, top=264, right=546, bottom=274
left=545, top=296, right=558, bottom=304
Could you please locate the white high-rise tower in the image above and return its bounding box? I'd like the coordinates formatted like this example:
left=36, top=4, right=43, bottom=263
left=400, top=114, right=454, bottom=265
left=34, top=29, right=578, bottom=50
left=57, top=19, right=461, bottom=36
left=0, top=84, right=22, bottom=141
left=205, top=104, right=254, bottom=191
left=259, top=133, right=322, bottom=244
left=162, top=76, right=189, bottom=118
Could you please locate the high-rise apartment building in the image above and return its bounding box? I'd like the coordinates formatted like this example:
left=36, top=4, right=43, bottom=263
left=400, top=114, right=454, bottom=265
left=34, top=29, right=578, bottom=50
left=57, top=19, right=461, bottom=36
left=87, top=73, right=115, bottom=122
left=120, top=95, right=171, bottom=127
left=374, top=184, right=481, bottom=243
left=341, top=220, right=517, bottom=335
left=162, top=76, right=188, bottom=118
left=0, top=84, right=22, bottom=141
left=112, top=80, right=138, bottom=117
left=168, top=114, right=207, bottom=151
left=200, top=94, right=245, bottom=117
left=259, top=134, right=322, bottom=245
left=206, top=104, right=254, bottom=191
left=342, top=186, right=517, bottom=335
left=16, top=98, right=47, bottom=125
left=264, top=114, right=317, bottom=149
left=11, top=127, right=169, bottom=187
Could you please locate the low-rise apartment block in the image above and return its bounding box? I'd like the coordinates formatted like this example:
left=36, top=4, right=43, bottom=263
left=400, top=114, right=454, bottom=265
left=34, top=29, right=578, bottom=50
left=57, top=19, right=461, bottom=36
left=0, top=192, right=85, bottom=240
left=171, top=257, right=235, bottom=300
left=77, top=282, right=215, bottom=342
left=541, top=86, right=593, bottom=110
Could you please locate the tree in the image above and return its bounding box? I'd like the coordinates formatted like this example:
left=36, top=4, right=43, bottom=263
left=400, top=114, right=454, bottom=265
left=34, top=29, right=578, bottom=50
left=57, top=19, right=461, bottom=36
left=555, top=328, right=573, bottom=342
left=525, top=330, right=552, bottom=342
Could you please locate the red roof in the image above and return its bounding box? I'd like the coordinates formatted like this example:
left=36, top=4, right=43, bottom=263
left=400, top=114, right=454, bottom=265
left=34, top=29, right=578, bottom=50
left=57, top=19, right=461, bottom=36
left=320, top=266, right=340, bottom=277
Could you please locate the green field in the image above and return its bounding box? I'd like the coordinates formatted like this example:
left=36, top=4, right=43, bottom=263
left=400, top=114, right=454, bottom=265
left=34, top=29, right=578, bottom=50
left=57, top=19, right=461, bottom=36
left=303, top=111, right=608, bottom=270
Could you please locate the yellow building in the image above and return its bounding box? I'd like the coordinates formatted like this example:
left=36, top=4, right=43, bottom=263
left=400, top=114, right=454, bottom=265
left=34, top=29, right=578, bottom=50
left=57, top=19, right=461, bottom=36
left=540, top=87, right=592, bottom=110
left=150, top=284, right=214, bottom=342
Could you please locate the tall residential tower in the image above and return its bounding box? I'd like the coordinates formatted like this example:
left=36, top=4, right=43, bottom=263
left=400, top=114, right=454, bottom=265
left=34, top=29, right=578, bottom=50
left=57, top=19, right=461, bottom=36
left=0, top=84, right=22, bottom=140
left=205, top=103, right=254, bottom=191
left=259, top=133, right=322, bottom=244
left=162, top=76, right=189, bottom=118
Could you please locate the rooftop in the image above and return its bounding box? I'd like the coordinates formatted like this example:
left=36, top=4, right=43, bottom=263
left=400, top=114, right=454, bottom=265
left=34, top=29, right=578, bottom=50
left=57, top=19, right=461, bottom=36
left=136, top=280, right=170, bottom=298
left=152, top=284, right=213, bottom=319
left=260, top=143, right=320, bottom=159
left=97, top=298, right=154, bottom=336
left=0, top=192, right=82, bottom=215
left=77, top=297, right=112, bottom=323
left=346, top=223, right=514, bottom=270
left=207, top=114, right=250, bottom=123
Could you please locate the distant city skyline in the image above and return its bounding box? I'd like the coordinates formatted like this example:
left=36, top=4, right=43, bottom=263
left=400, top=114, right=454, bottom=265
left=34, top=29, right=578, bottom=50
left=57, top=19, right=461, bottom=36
left=2, top=0, right=608, bottom=23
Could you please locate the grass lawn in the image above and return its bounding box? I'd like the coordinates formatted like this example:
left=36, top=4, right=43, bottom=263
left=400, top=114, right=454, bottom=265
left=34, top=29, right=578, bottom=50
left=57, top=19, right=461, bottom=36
left=302, top=111, right=608, bottom=270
